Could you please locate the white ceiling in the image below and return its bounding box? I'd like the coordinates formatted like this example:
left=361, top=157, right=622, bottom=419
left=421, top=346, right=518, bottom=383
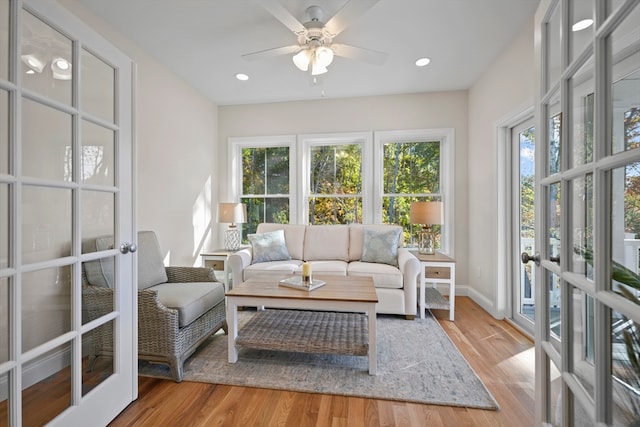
left=74, top=0, right=540, bottom=106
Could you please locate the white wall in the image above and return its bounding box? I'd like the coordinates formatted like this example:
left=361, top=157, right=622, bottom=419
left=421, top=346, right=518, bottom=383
left=467, top=18, right=535, bottom=316
left=59, top=1, right=219, bottom=266
left=218, top=91, right=470, bottom=288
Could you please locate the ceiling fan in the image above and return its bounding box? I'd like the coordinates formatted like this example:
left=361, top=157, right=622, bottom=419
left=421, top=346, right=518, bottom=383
left=242, top=0, right=388, bottom=76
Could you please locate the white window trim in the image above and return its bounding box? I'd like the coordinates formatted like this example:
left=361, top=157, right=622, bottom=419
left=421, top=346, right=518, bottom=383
left=373, top=128, right=455, bottom=256
left=228, top=135, right=297, bottom=221
left=298, top=131, right=373, bottom=224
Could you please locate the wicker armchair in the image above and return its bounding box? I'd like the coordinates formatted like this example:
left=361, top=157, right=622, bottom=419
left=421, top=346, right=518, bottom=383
left=82, top=231, right=227, bottom=382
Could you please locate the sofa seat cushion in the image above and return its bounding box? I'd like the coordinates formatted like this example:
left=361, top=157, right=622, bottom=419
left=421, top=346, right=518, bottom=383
left=243, top=259, right=303, bottom=281
left=348, top=261, right=403, bottom=289
left=298, top=260, right=348, bottom=276
left=149, top=282, right=225, bottom=327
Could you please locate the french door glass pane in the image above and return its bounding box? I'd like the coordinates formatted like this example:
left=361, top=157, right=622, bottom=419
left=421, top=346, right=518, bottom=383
left=520, top=125, right=535, bottom=320
left=570, top=286, right=595, bottom=400
left=0, top=0, right=7, bottom=80
left=549, top=357, right=562, bottom=426
left=22, top=343, right=72, bottom=426
left=0, top=89, right=7, bottom=174
left=0, top=371, right=7, bottom=424
left=82, top=320, right=115, bottom=396
left=570, top=174, right=593, bottom=280
left=0, top=183, right=7, bottom=269
left=546, top=4, right=562, bottom=90
left=547, top=93, right=562, bottom=175
left=21, top=186, right=72, bottom=265
left=21, top=11, right=72, bottom=106
left=81, top=121, right=114, bottom=186
left=570, top=61, right=594, bottom=167
left=549, top=271, right=561, bottom=344
left=611, top=309, right=640, bottom=425
left=81, top=191, right=114, bottom=240
left=22, top=98, right=72, bottom=182
left=21, top=265, right=71, bottom=352
left=81, top=258, right=115, bottom=325
left=81, top=48, right=115, bottom=123
left=0, top=277, right=7, bottom=364
left=549, top=182, right=561, bottom=263
left=612, top=163, right=640, bottom=294
left=610, top=4, right=640, bottom=155
left=570, top=0, right=594, bottom=61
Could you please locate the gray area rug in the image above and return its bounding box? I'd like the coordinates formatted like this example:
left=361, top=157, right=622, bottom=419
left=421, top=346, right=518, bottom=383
left=139, top=310, right=499, bottom=410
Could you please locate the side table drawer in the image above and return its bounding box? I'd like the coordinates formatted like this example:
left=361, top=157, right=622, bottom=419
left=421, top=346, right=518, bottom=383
left=203, top=259, right=225, bottom=270
left=425, top=266, right=450, bottom=279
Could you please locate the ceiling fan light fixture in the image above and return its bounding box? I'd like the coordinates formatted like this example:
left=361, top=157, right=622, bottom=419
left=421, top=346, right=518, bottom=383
left=311, top=61, right=328, bottom=76
left=293, top=49, right=311, bottom=71
left=315, top=46, right=334, bottom=67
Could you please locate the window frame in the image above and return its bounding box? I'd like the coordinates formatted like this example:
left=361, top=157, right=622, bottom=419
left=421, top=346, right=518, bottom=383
left=299, top=131, right=373, bottom=224
left=228, top=128, right=455, bottom=256
left=374, top=129, right=455, bottom=255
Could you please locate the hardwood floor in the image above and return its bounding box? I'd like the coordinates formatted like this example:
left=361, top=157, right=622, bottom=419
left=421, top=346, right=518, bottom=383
left=109, top=297, right=535, bottom=427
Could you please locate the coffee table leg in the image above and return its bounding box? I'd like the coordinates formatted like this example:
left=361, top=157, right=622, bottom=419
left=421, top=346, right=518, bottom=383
left=227, top=298, right=238, bottom=363
left=368, top=304, right=377, bottom=375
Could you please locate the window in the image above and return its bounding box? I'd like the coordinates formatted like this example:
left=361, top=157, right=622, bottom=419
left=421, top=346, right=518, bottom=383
left=375, top=129, right=454, bottom=253
left=229, top=136, right=296, bottom=239
left=301, top=132, right=370, bottom=225
left=230, top=129, right=454, bottom=254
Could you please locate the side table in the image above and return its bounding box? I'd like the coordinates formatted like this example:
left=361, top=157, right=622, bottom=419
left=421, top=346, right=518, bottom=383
left=200, top=249, right=239, bottom=292
left=413, top=251, right=456, bottom=321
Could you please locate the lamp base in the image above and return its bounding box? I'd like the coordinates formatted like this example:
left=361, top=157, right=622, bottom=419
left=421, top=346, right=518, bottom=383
left=224, top=228, right=241, bottom=251
left=418, top=228, right=436, bottom=255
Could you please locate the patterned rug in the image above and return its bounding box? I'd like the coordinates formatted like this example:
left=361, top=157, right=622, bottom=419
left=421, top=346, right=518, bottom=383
left=139, top=310, right=499, bottom=410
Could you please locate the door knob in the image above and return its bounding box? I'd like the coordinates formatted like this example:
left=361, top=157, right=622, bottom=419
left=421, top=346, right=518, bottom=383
left=120, top=242, right=138, bottom=254
left=521, top=251, right=540, bottom=266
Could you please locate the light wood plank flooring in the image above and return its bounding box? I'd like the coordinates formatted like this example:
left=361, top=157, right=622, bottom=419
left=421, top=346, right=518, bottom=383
left=109, top=297, right=535, bottom=427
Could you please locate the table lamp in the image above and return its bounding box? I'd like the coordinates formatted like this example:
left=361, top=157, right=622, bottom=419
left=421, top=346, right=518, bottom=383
left=410, top=201, right=443, bottom=254
left=217, top=202, right=247, bottom=251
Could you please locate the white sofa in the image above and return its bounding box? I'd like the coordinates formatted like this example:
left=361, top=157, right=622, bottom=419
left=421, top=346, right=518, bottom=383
left=228, top=223, right=421, bottom=319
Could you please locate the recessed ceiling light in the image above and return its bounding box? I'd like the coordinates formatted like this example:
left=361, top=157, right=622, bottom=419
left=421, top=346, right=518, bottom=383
left=235, top=73, right=249, bottom=81
left=572, top=19, right=593, bottom=32
left=415, top=57, right=431, bottom=67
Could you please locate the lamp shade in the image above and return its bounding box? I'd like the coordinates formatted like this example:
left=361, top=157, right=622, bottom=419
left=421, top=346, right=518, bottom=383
left=217, top=203, right=247, bottom=225
left=410, top=201, right=442, bottom=225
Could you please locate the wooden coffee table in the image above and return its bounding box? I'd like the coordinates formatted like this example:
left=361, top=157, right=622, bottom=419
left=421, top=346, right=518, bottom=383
left=225, top=275, right=379, bottom=375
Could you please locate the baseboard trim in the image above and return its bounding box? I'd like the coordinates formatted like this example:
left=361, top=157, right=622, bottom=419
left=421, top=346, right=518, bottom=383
left=467, top=287, right=505, bottom=319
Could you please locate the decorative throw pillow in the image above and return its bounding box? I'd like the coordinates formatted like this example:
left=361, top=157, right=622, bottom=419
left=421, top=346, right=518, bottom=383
left=249, top=229, right=292, bottom=264
left=360, top=227, right=401, bottom=266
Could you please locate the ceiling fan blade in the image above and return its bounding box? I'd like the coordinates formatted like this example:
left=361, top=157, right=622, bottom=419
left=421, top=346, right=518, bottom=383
left=331, top=44, right=388, bottom=65
left=324, top=0, right=381, bottom=36
left=242, top=45, right=301, bottom=61
left=255, top=0, right=306, bottom=34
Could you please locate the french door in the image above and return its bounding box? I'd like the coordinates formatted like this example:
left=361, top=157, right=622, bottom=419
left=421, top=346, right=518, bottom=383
left=534, top=0, right=640, bottom=425
left=0, top=1, right=136, bottom=426
left=512, top=118, right=537, bottom=335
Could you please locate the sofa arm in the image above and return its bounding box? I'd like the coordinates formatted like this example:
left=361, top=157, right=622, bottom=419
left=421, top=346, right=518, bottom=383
left=229, top=248, right=252, bottom=286
left=165, top=266, right=217, bottom=283
left=397, top=248, right=420, bottom=316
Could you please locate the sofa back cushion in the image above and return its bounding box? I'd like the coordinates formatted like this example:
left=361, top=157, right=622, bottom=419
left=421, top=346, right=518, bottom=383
left=303, top=225, right=349, bottom=261
left=256, top=223, right=306, bottom=260
left=349, top=224, right=404, bottom=261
